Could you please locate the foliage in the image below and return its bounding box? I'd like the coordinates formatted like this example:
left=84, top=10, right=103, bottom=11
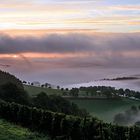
left=0, top=70, right=30, bottom=105
left=0, top=100, right=140, bottom=140
left=69, top=88, right=79, bottom=97
left=0, top=70, right=87, bottom=117
left=1, top=70, right=140, bottom=139
left=67, top=86, right=140, bottom=100
left=0, top=69, right=88, bottom=118
left=0, top=70, right=23, bottom=89
left=0, top=82, right=30, bottom=105
left=32, top=92, right=89, bottom=117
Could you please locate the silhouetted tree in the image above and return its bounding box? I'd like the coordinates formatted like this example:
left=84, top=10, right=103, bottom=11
left=0, top=82, right=30, bottom=105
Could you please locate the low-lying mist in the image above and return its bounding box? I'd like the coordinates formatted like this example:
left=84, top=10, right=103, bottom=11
left=114, top=105, right=140, bottom=126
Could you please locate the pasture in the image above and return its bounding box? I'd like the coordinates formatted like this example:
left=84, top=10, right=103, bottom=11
left=24, top=85, right=63, bottom=97
left=70, top=98, right=140, bottom=123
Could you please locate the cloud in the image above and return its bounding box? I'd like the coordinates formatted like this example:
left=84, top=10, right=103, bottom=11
left=0, top=32, right=140, bottom=85
left=0, top=33, right=94, bottom=54
left=0, top=32, right=140, bottom=69
left=0, top=32, right=140, bottom=53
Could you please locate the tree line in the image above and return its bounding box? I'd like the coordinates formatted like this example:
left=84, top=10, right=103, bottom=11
left=64, top=86, right=140, bottom=99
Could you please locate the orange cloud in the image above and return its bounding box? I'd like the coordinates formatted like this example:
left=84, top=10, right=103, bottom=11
left=0, top=29, right=99, bottom=37
left=0, top=52, right=96, bottom=59
left=128, top=21, right=140, bottom=25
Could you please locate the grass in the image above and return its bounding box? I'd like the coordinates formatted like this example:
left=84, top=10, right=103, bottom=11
left=70, top=98, right=140, bottom=123
left=24, top=85, right=63, bottom=97
left=0, top=118, right=50, bottom=140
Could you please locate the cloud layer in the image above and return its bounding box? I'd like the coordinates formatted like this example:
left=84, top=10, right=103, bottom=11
left=0, top=33, right=140, bottom=53
left=0, top=32, right=140, bottom=85
left=0, top=32, right=140, bottom=68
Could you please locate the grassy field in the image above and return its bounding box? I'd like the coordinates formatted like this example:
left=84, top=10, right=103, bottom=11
left=0, top=119, right=49, bottom=140
left=24, top=85, right=63, bottom=97
left=70, top=98, right=140, bottom=123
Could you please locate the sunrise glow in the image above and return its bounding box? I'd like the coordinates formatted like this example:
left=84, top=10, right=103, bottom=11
left=0, top=0, right=139, bottom=32
left=0, top=0, right=139, bottom=86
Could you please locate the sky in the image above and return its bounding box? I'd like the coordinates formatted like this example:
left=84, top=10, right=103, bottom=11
left=0, top=0, right=140, bottom=86
left=0, top=0, right=139, bottom=32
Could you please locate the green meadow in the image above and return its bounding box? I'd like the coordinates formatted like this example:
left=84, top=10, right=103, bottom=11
left=24, top=85, right=63, bottom=97
left=70, top=98, right=140, bottom=123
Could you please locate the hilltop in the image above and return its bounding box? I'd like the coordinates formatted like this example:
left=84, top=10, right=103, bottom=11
left=24, top=84, right=63, bottom=97
left=0, top=70, right=23, bottom=89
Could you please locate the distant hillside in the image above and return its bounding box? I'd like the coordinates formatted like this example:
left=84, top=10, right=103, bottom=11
left=0, top=119, right=49, bottom=140
left=24, top=85, right=63, bottom=97
left=0, top=70, right=23, bottom=89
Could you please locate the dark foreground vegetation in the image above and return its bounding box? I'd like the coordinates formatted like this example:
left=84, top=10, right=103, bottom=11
left=0, top=70, right=23, bottom=89
left=33, top=92, right=89, bottom=117
left=0, top=70, right=140, bottom=140
left=1, top=99, right=140, bottom=140
left=0, top=82, right=88, bottom=118
left=0, top=119, right=49, bottom=140
left=0, top=70, right=88, bottom=118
